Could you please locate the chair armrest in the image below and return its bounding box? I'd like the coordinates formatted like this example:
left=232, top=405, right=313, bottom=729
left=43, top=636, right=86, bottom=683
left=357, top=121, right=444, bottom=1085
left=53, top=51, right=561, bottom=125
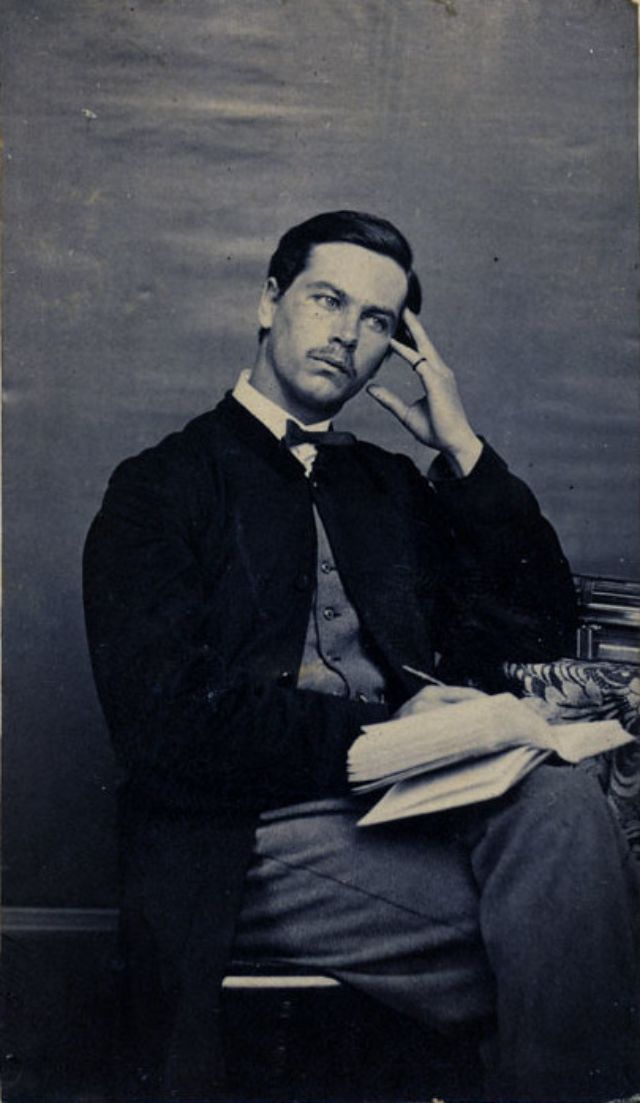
left=501, top=658, right=640, bottom=733
left=501, top=658, right=640, bottom=861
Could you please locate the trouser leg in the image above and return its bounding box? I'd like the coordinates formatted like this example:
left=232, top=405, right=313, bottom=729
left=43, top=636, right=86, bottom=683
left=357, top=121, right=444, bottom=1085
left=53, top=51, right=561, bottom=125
left=235, top=797, right=495, bottom=1033
left=455, top=764, right=640, bottom=1101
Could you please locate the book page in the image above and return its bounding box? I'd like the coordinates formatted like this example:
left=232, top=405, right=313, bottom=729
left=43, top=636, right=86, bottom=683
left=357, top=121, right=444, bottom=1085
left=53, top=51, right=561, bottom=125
left=358, top=746, right=551, bottom=825
left=549, top=720, right=634, bottom=763
left=349, top=693, right=553, bottom=784
left=349, top=695, right=634, bottom=788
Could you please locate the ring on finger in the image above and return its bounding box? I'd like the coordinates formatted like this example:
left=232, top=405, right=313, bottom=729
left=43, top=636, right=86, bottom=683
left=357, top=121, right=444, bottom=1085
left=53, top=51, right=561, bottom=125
left=412, top=356, right=427, bottom=371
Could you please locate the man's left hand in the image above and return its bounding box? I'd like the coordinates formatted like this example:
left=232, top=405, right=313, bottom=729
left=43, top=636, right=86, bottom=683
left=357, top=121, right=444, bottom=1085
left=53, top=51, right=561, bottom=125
left=367, top=309, right=483, bottom=477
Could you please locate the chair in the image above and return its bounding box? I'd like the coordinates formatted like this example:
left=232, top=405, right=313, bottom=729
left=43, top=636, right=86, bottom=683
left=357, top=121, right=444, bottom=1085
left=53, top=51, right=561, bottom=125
left=221, top=961, right=483, bottom=1101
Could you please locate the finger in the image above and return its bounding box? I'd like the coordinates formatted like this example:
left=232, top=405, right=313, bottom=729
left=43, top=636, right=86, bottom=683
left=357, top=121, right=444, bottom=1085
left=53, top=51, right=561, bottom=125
left=402, top=310, right=443, bottom=364
left=366, top=384, right=411, bottom=425
left=399, top=308, right=439, bottom=355
left=388, top=342, right=438, bottom=395
left=415, top=685, right=486, bottom=704
left=389, top=336, right=425, bottom=366
left=402, top=683, right=486, bottom=716
left=390, top=330, right=440, bottom=375
left=402, top=308, right=428, bottom=343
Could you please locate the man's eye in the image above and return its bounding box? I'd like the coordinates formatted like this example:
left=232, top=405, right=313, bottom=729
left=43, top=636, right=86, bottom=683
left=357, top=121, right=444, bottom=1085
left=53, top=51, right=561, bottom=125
left=314, top=294, right=340, bottom=310
left=366, top=315, right=390, bottom=334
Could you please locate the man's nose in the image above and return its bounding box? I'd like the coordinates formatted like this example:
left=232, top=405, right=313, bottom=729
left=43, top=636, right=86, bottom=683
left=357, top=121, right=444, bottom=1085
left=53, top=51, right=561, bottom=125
left=330, top=310, right=359, bottom=347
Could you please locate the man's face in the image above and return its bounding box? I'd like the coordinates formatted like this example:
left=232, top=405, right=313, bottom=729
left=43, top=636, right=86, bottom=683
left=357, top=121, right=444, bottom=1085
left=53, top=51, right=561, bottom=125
left=251, top=242, right=408, bottom=422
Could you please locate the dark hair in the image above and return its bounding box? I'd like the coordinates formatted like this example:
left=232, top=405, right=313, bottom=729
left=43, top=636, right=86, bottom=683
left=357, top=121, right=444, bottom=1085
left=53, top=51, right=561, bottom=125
left=260, top=209, right=422, bottom=346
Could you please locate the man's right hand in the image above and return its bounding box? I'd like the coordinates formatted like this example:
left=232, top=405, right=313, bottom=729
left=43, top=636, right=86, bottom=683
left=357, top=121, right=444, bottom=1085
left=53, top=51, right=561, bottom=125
left=394, top=684, right=487, bottom=720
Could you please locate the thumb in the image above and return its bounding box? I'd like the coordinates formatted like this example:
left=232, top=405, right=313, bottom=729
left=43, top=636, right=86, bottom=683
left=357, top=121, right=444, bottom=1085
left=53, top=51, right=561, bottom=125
left=366, top=384, right=410, bottom=425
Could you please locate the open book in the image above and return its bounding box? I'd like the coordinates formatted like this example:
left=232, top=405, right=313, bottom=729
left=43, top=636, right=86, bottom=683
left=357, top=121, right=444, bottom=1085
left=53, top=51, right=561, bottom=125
left=347, top=693, right=633, bottom=826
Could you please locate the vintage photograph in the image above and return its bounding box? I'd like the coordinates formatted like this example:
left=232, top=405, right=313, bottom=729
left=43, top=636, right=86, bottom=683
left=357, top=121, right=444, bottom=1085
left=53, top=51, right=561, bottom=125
left=2, top=2, right=639, bottom=1101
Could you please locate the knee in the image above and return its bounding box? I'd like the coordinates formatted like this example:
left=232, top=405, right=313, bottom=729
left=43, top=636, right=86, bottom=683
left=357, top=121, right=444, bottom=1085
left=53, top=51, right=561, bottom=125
left=515, top=763, right=606, bottom=824
left=471, top=764, right=638, bottom=908
left=501, top=764, right=632, bottom=873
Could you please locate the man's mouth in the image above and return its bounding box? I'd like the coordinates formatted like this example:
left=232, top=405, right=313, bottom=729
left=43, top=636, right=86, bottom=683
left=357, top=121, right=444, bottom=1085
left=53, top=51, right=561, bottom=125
left=309, top=352, right=353, bottom=376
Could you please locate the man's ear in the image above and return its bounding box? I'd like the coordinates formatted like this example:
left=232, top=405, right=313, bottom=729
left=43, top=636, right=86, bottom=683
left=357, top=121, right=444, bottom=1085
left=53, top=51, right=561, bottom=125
left=258, top=277, right=281, bottom=331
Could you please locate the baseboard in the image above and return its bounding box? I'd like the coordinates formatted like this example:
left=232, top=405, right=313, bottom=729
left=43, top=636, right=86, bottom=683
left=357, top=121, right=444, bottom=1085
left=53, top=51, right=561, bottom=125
left=2, top=906, right=119, bottom=934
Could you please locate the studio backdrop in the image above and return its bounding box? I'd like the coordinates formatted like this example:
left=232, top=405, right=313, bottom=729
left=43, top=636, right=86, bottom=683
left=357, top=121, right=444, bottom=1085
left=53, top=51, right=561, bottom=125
left=3, top=0, right=638, bottom=912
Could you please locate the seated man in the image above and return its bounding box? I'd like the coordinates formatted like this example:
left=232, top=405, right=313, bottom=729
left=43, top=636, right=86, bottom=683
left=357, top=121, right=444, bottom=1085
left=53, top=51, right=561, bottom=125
left=83, top=210, right=640, bottom=1102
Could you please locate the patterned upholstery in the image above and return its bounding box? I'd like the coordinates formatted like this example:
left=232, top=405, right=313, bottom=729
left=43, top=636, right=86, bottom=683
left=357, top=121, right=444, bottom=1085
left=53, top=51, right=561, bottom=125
left=502, top=660, right=640, bottom=860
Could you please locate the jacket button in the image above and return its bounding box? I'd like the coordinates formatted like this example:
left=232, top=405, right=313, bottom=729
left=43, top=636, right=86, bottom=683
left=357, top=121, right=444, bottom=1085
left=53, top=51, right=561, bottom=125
left=277, top=671, right=293, bottom=686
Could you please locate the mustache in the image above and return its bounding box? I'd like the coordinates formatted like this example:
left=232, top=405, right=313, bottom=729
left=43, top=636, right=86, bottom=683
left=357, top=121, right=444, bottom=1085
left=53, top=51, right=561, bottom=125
left=308, top=347, right=355, bottom=374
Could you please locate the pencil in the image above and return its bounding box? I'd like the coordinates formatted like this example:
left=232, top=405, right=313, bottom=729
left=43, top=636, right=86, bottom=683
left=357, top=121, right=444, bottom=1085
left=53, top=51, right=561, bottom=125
left=401, top=664, right=446, bottom=687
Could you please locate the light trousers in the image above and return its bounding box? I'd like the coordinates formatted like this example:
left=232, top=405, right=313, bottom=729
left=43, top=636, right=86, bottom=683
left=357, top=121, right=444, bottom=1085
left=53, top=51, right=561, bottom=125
left=234, top=765, right=640, bottom=1101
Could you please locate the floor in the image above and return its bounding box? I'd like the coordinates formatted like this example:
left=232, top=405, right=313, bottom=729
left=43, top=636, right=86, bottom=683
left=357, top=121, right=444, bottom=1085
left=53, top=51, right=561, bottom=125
left=2, top=925, right=483, bottom=1102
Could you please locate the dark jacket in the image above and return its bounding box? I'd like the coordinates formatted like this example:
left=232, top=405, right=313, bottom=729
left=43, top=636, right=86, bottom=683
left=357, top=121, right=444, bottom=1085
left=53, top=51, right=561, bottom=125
left=83, top=393, right=577, bottom=1098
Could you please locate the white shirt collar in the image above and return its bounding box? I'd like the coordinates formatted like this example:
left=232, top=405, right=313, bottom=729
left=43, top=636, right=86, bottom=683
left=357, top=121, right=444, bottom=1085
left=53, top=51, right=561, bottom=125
left=232, top=368, right=331, bottom=439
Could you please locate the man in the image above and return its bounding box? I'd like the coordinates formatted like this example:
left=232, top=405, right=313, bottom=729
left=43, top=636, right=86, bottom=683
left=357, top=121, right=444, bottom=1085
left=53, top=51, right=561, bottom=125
left=83, top=210, right=639, bottom=1102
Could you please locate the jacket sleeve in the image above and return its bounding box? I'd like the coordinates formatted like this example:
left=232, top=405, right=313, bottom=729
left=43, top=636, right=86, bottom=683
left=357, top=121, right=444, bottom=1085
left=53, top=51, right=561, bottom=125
left=83, top=449, right=387, bottom=817
left=425, top=442, right=578, bottom=688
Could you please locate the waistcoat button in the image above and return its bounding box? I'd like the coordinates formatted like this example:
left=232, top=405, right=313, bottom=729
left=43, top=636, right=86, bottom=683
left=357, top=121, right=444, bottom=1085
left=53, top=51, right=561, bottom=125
left=322, top=606, right=336, bottom=621
left=320, top=560, right=333, bottom=574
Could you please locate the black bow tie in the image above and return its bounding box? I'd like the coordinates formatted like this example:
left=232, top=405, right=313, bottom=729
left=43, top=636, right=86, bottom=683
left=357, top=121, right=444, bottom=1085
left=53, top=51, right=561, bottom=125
left=284, top=419, right=356, bottom=449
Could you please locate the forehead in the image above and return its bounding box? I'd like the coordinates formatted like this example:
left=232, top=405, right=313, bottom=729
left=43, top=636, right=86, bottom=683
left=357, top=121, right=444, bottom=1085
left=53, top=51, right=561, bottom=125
left=295, top=242, right=408, bottom=311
